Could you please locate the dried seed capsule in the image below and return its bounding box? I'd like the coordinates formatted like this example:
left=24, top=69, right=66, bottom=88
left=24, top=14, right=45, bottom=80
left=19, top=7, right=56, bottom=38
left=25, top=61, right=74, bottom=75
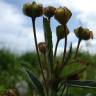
left=38, top=42, right=47, bottom=54
left=23, top=3, right=32, bottom=17
left=23, top=2, right=43, bottom=18
left=54, top=7, right=72, bottom=25
left=43, top=6, right=56, bottom=18
left=74, top=26, right=93, bottom=40
left=56, top=25, right=69, bottom=40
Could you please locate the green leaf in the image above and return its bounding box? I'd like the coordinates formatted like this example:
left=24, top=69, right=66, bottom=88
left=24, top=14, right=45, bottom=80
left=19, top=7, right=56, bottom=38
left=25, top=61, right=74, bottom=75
left=60, top=63, right=86, bottom=78
left=24, top=69, right=45, bottom=96
left=67, top=80, right=96, bottom=88
left=43, top=17, right=53, bottom=70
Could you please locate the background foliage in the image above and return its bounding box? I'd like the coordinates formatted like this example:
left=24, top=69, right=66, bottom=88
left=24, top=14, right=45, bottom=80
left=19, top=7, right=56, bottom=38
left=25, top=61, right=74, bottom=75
left=0, top=49, right=96, bottom=95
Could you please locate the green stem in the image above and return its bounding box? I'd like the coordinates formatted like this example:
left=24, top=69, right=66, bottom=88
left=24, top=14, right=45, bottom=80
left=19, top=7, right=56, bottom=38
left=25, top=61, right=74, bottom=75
left=48, top=18, right=54, bottom=94
left=74, top=39, right=81, bottom=58
left=62, top=25, right=67, bottom=65
left=32, top=18, right=47, bottom=96
left=54, top=39, right=59, bottom=60
left=43, top=53, right=50, bottom=78
left=60, top=84, right=66, bottom=96
left=45, top=17, right=53, bottom=74
left=64, top=86, right=69, bottom=96
left=43, top=53, right=52, bottom=96
left=57, top=81, right=65, bottom=92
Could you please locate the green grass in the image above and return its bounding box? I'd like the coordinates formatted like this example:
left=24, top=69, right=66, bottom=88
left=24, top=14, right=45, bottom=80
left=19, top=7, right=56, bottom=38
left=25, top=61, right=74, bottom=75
left=0, top=49, right=96, bottom=95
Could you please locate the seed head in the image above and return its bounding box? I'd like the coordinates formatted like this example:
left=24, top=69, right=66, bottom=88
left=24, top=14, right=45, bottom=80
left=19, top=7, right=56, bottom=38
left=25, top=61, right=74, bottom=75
left=74, top=26, right=93, bottom=40
left=23, top=2, right=43, bottom=18
left=38, top=42, right=47, bottom=54
left=43, top=6, right=56, bottom=18
left=56, top=25, right=69, bottom=40
left=54, top=7, right=72, bottom=25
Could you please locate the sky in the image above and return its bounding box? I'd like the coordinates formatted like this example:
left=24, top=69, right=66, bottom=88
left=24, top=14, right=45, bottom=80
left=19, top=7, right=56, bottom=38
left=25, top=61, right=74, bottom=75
left=0, top=0, right=96, bottom=54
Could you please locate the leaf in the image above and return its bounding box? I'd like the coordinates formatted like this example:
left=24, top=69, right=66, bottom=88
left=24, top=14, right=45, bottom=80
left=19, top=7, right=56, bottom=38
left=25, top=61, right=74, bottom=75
left=43, top=17, right=53, bottom=70
left=24, top=68, right=45, bottom=96
left=60, top=63, right=86, bottom=78
left=67, top=80, right=96, bottom=88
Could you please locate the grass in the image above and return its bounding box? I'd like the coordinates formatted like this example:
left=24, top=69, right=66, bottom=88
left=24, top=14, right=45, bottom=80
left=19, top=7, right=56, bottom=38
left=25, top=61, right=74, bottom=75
left=0, top=49, right=96, bottom=95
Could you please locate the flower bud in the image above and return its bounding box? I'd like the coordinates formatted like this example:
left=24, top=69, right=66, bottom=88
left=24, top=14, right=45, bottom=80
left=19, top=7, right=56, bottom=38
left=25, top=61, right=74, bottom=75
left=38, top=42, right=47, bottom=54
left=54, top=7, right=72, bottom=25
left=56, top=25, right=69, bottom=40
left=23, top=2, right=43, bottom=18
left=74, top=26, right=93, bottom=40
left=43, top=6, right=56, bottom=18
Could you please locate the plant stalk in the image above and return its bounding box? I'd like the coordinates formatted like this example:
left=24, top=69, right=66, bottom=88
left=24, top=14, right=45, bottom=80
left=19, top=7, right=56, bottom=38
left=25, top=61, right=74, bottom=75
left=74, top=39, right=81, bottom=58
left=60, top=84, right=66, bottom=96
left=64, top=86, right=69, bottom=96
left=62, top=25, right=67, bottom=65
left=54, top=39, right=59, bottom=60
left=32, top=18, right=48, bottom=96
left=43, top=53, right=51, bottom=96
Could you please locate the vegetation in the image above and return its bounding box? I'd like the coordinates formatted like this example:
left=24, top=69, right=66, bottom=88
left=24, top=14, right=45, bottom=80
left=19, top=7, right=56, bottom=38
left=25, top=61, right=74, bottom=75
left=0, top=1, right=96, bottom=96
left=22, top=1, right=95, bottom=96
left=0, top=50, right=96, bottom=95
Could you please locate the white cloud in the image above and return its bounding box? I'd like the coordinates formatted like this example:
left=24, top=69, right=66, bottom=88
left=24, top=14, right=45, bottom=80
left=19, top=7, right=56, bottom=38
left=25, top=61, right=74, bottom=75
left=64, top=0, right=96, bottom=36
left=60, top=0, right=96, bottom=54
left=0, top=0, right=96, bottom=54
left=0, top=1, right=44, bottom=54
left=36, top=0, right=96, bottom=54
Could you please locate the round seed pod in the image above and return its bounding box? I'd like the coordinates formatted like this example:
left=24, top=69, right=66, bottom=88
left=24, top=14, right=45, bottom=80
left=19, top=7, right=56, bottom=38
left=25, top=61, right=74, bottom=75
left=54, top=7, right=72, bottom=25
left=38, top=42, right=47, bottom=54
left=56, top=25, right=69, bottom=40
left=23, top=2, right=43, bottom=18
left=43, top=6, right=56, bottom=18
left=74, top=26, right=93, bottom=40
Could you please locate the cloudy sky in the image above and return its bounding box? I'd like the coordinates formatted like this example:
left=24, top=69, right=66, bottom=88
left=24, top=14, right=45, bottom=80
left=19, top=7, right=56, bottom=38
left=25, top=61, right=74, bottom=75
left=0, top=0, right=96, bottom=54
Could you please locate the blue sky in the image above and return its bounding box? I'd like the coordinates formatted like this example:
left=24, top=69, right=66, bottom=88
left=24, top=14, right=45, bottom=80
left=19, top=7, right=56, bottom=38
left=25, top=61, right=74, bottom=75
left=0, top=0, right=96, bottom=54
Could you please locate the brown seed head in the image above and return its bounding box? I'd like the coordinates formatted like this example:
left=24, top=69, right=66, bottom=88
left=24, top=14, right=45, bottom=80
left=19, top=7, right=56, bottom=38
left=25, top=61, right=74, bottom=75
left=38, top=42, right=47, bottom=54
left=43, top=6, right=56, bottom=18
left=74, top=26, right=93, bottom=40
left=23, top=2, right=43, bottom=18
left=56, top=25, right=69, bottom=40
left=54, top=7, right=72, bottom=24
